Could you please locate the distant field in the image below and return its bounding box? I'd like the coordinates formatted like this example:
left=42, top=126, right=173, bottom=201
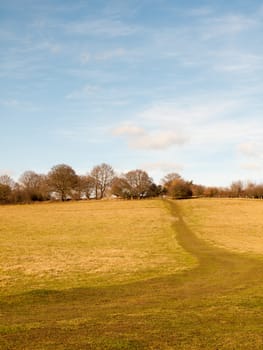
left=177, top=198, right=263, bottom=255
left=0, top=199, right=196, bottom=296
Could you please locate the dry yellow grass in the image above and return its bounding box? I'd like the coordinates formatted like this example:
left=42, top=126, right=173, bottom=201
left=0, top=199, right=196, bottom=296
left=177, top=198, right=263, bottom=255
left=2, top=199, right=263, bottom=349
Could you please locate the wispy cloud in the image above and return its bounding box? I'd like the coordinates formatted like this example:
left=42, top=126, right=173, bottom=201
left=0, top=99, right=21, bottom=107
left=1, top=1, right=263, bottom=186
left=201, top=14, right=259, bottom=40
left=152, top=8, right=263, bottom=80
left=0, top=99, right=38, bottom=111
left=95, top=48, right=128, bottom=61
left=66, top=85, right=99, bottom=99
left=102, top=0, right=143, bottom=18
left=138, top=99, right=239, bottom=127
left=79, top=48, right=130, bottom=64
left=213, top=52, right=263, bottom=73
left=68, top=19, right=138, bottom=37
left=187, top=6, right=214, bottom=17
left=37, top=41, right=62, bottom=54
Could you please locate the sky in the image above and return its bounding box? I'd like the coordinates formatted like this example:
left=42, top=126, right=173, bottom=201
left=1, top=0, right=263, bottom=186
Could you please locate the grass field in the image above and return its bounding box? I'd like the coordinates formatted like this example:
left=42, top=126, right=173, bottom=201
left=0, top=200, right=195, bottom=296
left=1, top=198, right=263, bottom=349
left=177, top=198, right=263, bottom=255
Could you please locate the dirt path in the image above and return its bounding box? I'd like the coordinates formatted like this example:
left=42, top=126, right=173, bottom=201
left=1, top=200, right=263, bottom=349
left=168, top=200, right=263, bottom=295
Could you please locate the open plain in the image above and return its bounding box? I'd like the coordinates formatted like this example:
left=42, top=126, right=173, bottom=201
left=0, top=198, right=263, bottom=349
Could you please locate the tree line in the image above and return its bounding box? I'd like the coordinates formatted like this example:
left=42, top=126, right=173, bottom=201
left=0, top=163, right=263, bottom=204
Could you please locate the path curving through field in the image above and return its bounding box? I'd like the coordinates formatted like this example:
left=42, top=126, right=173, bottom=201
left=1, top=199, right=263, bottom=349
left=168, top=199, right=263, bottom=295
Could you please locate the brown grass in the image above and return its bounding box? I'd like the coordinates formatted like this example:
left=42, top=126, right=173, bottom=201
left=177, top=198, right=263, bottom=255
left=0, top=200, right=196, bottom=296
left=1, top=199, right=263, bottom=349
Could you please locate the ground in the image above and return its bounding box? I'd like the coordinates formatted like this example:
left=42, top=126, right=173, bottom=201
left=0, top=199, right=263, bottom=349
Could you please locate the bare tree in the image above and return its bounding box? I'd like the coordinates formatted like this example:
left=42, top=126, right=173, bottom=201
left=230, top=180, right=244, bottom=197
left=0, top=183, right=12, bottom=203
left=48, top=164, right=78, bottom=201
left=73, top=175, right=96, bottom=200
left=19, top=171, right=49, bottom=201
left=0, top=174, right=16, bottom=189
left=84, top=175, right=96, bottom=199
left=90, top=163, right=115, bottom=199
left=124, top=169, right=153, bottom=199
left=19, top=171, right=42, bottom=201
left=111, top=176, right=131, bottom=199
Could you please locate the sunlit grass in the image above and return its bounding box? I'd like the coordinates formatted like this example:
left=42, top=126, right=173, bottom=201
left=0, top=200, right=196, bottom=296
left=1, top=199, right=263, bottom=349
left=177, top=198, right=263, bottom=255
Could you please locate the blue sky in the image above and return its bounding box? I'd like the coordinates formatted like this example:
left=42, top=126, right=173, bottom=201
left=1, top=0, right=263, bottom=186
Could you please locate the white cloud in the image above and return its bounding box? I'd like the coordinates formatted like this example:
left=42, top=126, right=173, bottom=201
left=130, top=130, right=187, bottom=150
left=2, top=2, right=263, bottom=187
left=112, top=96, right=263, bottom=160
left=237, top=142, right=263, bottom=158
left=112, top=124, right=144, bottom=136
left=112, top=123, right=187, bottom=150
